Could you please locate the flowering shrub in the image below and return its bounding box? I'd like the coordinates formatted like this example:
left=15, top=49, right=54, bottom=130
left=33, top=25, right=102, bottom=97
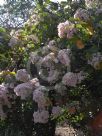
left=0, top=0, right=102, bottom=136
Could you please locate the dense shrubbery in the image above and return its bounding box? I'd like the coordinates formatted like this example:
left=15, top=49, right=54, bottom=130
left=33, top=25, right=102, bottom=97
left=0, top=0, right=102, bottom=136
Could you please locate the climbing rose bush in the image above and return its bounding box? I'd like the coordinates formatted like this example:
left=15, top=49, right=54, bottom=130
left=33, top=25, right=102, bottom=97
left=0, top=1, right=102, bottom=135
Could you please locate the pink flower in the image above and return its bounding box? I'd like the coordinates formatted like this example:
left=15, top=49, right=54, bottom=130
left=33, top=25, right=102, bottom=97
left=58, top=21, right=76, bottom=39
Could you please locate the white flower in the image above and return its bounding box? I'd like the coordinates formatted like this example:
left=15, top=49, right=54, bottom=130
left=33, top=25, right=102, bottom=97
left=52, top=106, right=62, bottom=117
left=74, top=8, right=90, bottom=21
left=33, top=110, right=49, bottom=123
left=16, top=69, right=30, bottom=82
left=57, top=49, right=71, bottom=66
left=57, top=20, right=76, bottom=39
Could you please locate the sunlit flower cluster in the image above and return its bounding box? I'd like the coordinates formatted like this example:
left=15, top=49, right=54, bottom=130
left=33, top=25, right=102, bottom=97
left=57, top=20, right=77, bottom=39
left=74, top=8, right=90, bottom=21
left=3, top=38, right=87, bottom=124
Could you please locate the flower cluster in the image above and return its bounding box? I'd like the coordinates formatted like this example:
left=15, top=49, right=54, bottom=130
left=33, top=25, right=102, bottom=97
left=57, top=49, right=71, bottom=66
left=33, top=110, right=49, bottom=123
left=37, top=52, right=60, bottom=84
left=74, top=8, right=90, bottom=21
left=88, top=52, right=102, bottom=70
left=14, top=78, right=39, bottom=100
left=33, top=86, right=48, bottom=109
left=62, top=72, right=86, bottom=87
left=16, top=69, right=30, bottom=82
left=52, top=106, right=62, bottom=118
left=33, top=86, right=50, bottom=123
left=57, top=20, right=77, bottom=39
